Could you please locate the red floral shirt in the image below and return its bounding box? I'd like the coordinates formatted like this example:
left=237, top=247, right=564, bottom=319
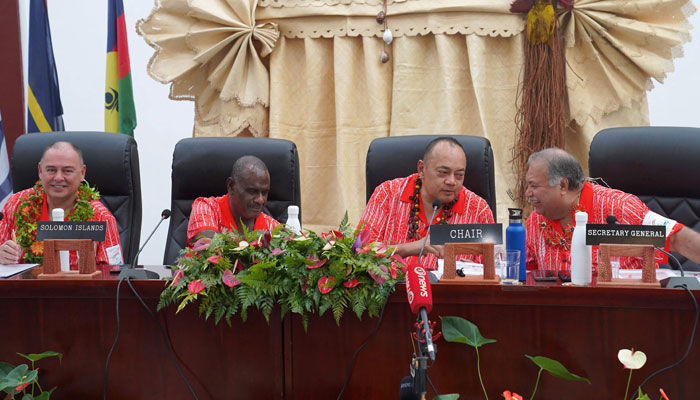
left=525, top=182, right=683, bottom=271
left=0, top=189, right=123, bottom=268
left=187, top=194, right=279, bottom=246
left=359, top=174, right=494, bottom=270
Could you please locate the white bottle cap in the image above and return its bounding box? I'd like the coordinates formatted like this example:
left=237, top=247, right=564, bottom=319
left=574, top=211, right=588, bottom=224
left=288, top=205, right=299, bottom=216
left=52, top=208, right=65, bottom=221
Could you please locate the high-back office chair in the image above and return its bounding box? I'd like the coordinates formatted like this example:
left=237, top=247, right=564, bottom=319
left=163, top=137, right=301, bottom=265
left=11, top=132, right=142, bottom=264
left=589, top=126, right=700, bottom=271
left=365, top=135, right=497, bottom=220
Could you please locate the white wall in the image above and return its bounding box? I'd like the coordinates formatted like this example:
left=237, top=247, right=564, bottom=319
left=28, top=2, right=700, bottom=265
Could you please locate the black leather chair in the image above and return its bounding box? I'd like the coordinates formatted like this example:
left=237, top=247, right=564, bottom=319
left=11, top=132, right=142, bottom=264
left=589, top=126, right=700, bottom=271
left=365, top=135, right=497, bottom=220
left=163, top=137, right=301, bottom=265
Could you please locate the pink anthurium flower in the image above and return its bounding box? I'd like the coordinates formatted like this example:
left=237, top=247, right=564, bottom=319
left=357, top=244, right=372, bottom=254
left=222, top=269, right=241, bottom=287
left=369, top=264, right=388, bottom=284
left=170, top=269, right=184, bottom=287
left=207, top=255, right=221, bottom=264
left=191, top=238, right=211, bottom=251
left=390, top=263, right=398, bottom=279
left=318, top=276, right=335, bottom=294
left=618, top=349, right=647, bottom=369
left=187, top=279, right=206, bottom=294
left=249, top=240, right=261, bottom=247
left=271, top=248, right=286, bottom=256
left=343, top=278, right=359, bottom=288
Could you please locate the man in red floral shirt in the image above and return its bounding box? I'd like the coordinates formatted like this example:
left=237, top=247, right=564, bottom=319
left=187, top=155, right=279, bottom=246
left=0, top=141, right=122, bottom=267
left=525, top=148, right=700, bottom=271
left=359, top=137, right=494, bottom=270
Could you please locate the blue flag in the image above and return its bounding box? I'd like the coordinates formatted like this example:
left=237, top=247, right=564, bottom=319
left=27, top=0, right=64, bottom=132
left=0, top=110, right=13, bottom=209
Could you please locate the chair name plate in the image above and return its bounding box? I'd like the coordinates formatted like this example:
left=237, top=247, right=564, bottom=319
left=36, top=221, right=107, bottom=241
left=431, top=223, right=502, bottom=245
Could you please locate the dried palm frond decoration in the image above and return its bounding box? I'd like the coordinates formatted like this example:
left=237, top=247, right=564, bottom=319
left=510, top=0, right=572, bottom=207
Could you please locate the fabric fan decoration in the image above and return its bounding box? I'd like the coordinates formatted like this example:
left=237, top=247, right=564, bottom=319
left=137, top=0, right=279, bottom=137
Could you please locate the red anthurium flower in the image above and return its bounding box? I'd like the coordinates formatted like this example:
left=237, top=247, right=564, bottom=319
left=343, top=278, right=359, bottom=288
left=369, top=264, right=388, bottom=284
left=390, top=263, right=398, bottom=279
left=171, top=269, right=184, bottom=286
left=249, top=240, right=261, bottom=247
left=15, top=381, right=30, bottom=392
left=207, top=255, right=221, bottom=264
left=318, top=276, right=335, bottom=294
left=222, top=269, right=241, bottom=287
left=357, top=244, right=372, bottom=254
left=262, top=231, right=272, bottom=249
left=232, top=258, right=243, bottom=272
left=306, top=255, right=327, bottom=269
left=271, top=248, right=286, bottom=256
left=502, top=391, right=523, bottom=400
left=188, top=279, right=206, bottom=294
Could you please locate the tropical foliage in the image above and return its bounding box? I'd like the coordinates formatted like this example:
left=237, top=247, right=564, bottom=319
left=0, top=351, right=62, bottom=400
left=159, top=214, right=407, bottom=329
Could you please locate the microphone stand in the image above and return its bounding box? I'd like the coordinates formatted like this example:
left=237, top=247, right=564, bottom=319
left=409, top=199, right=441, bottom=399
left=118, top=210, right=171, bottom=280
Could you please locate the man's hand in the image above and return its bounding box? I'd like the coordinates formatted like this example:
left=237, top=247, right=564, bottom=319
left=0, top=240, right=22, bottom=264
left=395, top=235, right=444, bottom=259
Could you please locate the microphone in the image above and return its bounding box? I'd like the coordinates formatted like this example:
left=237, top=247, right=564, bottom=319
left=606, top=215, right=699, bottom=289
left=417, top=199, right=442, bottom=261
left=118, top=209, right=171, bottom=280
left=405, top=262, right=436, bottom=360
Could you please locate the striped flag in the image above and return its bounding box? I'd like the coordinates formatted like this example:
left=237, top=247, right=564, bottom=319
left=105, top=0, right=136, bottom=136
left=27, top=0, right=64, bottom=133
left=0, top=110, right=13, bottom=209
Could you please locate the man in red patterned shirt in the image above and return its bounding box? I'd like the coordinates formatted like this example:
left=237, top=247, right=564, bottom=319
left=359, top=137, right=494, bottom=270
left=525, top=148, right=700, bottom=271
left=0, top=141, right=123, bottom=267
left=187, top=155, right=279, bottom=246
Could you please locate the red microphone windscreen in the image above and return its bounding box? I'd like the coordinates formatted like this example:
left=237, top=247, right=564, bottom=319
left=405, top=262, right=433, bottom=314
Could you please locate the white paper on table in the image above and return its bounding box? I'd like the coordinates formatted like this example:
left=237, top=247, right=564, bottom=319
left=436, top=259, right=485, bottom=278
left=617, top=269, right=682, bottom=281
left=0, top=264, right=40, bottom=278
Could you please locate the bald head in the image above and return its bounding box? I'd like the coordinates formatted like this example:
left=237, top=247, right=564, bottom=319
left=231, top=155, right=269, bottom=181
left=527, top=148, right=584, bottom=190
left=41, top=141, right=84, bottom=166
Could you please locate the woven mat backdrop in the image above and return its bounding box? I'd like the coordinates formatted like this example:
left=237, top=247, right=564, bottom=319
left=137, top=0, right=693, bottom=231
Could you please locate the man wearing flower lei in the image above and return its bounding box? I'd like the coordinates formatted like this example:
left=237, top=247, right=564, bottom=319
left=524, top=148, right=700, bottom=271
left=359, top=137, right=495, bottom=270
left=187, top=155, right=279, bottom=246
left=0, top=141, right=123, bottom=267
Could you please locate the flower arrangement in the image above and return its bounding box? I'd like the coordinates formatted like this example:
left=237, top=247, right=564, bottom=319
left=436, top=316, right=589, bottom=399
left=158, top=214, right=407, bottom=329
left=14, top=180, right=99, bottom=264
left=0, top=351, right=62, bottom=400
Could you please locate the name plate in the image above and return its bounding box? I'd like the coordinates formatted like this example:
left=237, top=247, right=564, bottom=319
left=585, top=224, right=665, bottom=247
left=36, top=221, right=107, bottom=241
left=431, top=223, right=503, bottom=245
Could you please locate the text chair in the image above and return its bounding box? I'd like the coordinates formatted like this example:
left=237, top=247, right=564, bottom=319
left=589, top=126, right=700, bottom=271
left=163, top=137, right=301, bottom=265
left=12, top=131, right=142, bottom=264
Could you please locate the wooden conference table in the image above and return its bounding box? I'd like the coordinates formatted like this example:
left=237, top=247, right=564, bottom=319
left=1, top=266, right=698, bottom=399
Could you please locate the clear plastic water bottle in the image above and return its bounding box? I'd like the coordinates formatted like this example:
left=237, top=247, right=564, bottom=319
left=570, top=211, right=592, bottom=286
left=286, top=205, right=301, bottom=234
left=505, top=208, right=527, bottom=282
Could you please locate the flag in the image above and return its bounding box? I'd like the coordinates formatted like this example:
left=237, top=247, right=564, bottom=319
left=105, top=0, right=136, bottom=136
left=27, top=0, right=64, bottom=133
left=0, top=110, right=13, bottom=209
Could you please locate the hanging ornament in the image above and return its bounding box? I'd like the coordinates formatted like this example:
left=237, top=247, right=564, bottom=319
left=381, top=50, right=390, bottom=64
left=383, top=28, right=393, bottom=45
left=376, top=11, right=385, bottom=24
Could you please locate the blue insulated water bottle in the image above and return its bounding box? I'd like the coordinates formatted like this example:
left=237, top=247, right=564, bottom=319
left=506, top=208, right=527, bottom=282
